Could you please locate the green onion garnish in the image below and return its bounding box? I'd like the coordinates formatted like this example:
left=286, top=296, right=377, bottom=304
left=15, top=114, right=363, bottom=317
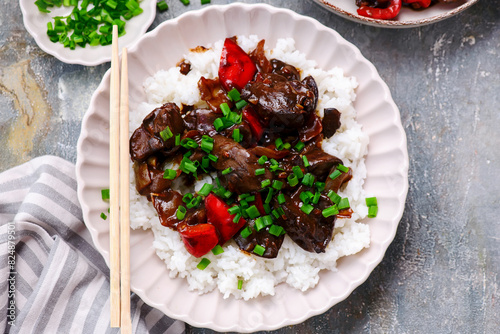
left=176, top=206, right=186, bottom=220
left=263, top=203, right=271, bottom=214
left=312, top=192, right=321, bottom=205
left=222, top=167, right=233, bottom=175
left=329, top=169, right=342, bottom=180
left=365, top=197, right=378, bottom=207
left=337, top=164, right=349, bottom=173
left=272, top=180, right=283, bottom=190
left=287, top=174, right=299, bottom=187
left=186, top=196, right=202, bottom=209
left=302, top=155, right=310, bottom=167
left=275, top=138, right=284, bottom=150
left=315, top=182, right=326, bottom=192
left=300, top=191, right=312, bottom=204
left=175, top=134, right=181, bottom=146
left=301, top=173, right=315, bottom=187
left=228, top=205, right=240, bottom=215
left=211, top=245, right=224, bottom=255
left=180, top=138, right=198, bottom=150
left=258, top=156, right=268, bottom=165
left=163, top=169, right=177, bottom=180
left=322, top=205, right=339, bottom=218
left=237, top=279, right=243, bottom=290
left=255, top=217, right=265, bottom=231
left=246, top=195, right=256, bottom=202
left=368, top=205, right=378, bottom=218
left=235, top=99, right=247, bottom=110
left=246, top=205, right=260, bottom=219
left=157, top=0, right=168, bottom=11
left=269, top=224, right=284, bottom=237
left=198, top=183, right=213, bottom=197
left=262, top=215, right=273, bottom=226
left=197, top=258, right=210, bottom=270
left=338, top=198, right=350, bottom=210
left=261, top=179, right=271, bottom=188
left=233, top=213, right=242, bottom=223
left=292, top=166, right=304, bottom=179
left=300, top=203, right=314, bottom=215
left=160, top=126, right=173, bottom=141
left=327, top=190, right=342, bottom=205
left=233, top=128, right=242, bottom=142
left=201, top=138, right=213, bottom=153
left=220, top=102, right=231, bottom=116
left=264, top=188, right=274, bottom=204
left=101, top=188, right=110, bottom=200
left=180, top=0, right=190, bottom=5
left=294, top=141, right=305, bottom=151
left=227, top=88, right=241, bottom=102
left=255, top=168, right=266, bottom=176
left=182, top=193, right=193, bottom=203
left=277, top=193, right=286, bottom=204
left=208, top=154, right=218, bottom=162
left=253, top=245, right=266, bottom=256
left=213, top=118, right=225, bottom=131
left=100, top=212, right=107, bottom=220
left=240, top=226, right=252, bottom=238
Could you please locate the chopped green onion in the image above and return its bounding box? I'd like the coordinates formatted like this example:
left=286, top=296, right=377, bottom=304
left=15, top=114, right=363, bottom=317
left=315, top=182, right=326, bottom=192
left=197, top=258, right=210, bottom=270
left=100, top=212, right=107, bottom=220
left=283, top=142, right=291, bottom=150
left=277, top=193, right=286, bottom=204
left=272, top=180, right=283, bottom=190
left=201, top=137, right=213, bottom=152
left=264, top=188, right=274, bottom=204
left=246, top=205, right=260, bottom=219
left=163, top=169, right=177, bottom=180
left=322, top=205, right=339, bottom=218
left=337, top=164, right=349, bottom=173
left=365, top=197, right=378, bottom=207
left=269, top=224, right=284, bottom=237
left=180, top=138, right=198, bottom=150
left=292, top=166, right=304, bottom=179
left=223, top=190, right=233, bottom=199
left=275, top=138, right=284, bottom=150
left=302, top=155, right=310, bottom=167
left=182, top=193, right=193, bottom=203
left=246, top=195, right=256, bottom=202
left=312, top=192, right=321, bottom=205
left=255, top=168, right=266, bottom=176
left=294, top=141, right=305, bottom=151
left=222, top=167, right=233, bottom=175
left=157, top=0, right=168, bottom=11
left=186, top=196, right=202, bottom=209
left=300, top=203, right=314, bottom=215
left=233, top=128, right=242, bottom=142
left=255, top=217, right=265, bottom=231
left=237, top=279, right=243, bottom=290
left=258, top=156, right=268, bottom=165
left=233, top=212, right=242, bottom=223
left=329, top=169, right=342, bottom=180
left=263, top=203, right=271, bottom=214
left=271, top=209, right=280, bottom=219
left=211, top=245, right=224, bottom=255
left=270, top=159, right=279, bottom=166
left=301, top=173, right=315, bottom=187
left=235, top=99, right=247, bottom=110
left=179, top=0, right=190, bottom=5
left=287, top=174, right=299, bottom=187
left=368, top=205, right=378, bottom=218
left=261, top=179, right=271, bottom=188
left=227, top=205, right=240, bottom=215
left=220, top=102, right=231, bottom=116
left=198, top=183, right=214, bottom=196
left=213, top=118, right=225, bottom=131
left=338, top=198, right=350, bottom=210
left=262, top=215, right=273, bottom=226
left=240, top=226, right=252, bottom=238
left=159, top=126, right=173, bottom=141
left=175, top=134, right=181, bottom=146
left=300, top=191, right=312, bottom=204
left=227, top=88, right=241, bottom=102
left=327, top=190, right=342, bottom=205
left=101, top=188, right=110, bottom=200
left=176, top=206, right=186, bottom=220
left=208, top=154, right=218, bottom=162
left=253, top=245, right=266, bottom=256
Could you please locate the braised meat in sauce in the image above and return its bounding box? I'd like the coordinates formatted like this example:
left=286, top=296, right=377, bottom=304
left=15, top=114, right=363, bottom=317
left=130, top=37, right=350, bottom=259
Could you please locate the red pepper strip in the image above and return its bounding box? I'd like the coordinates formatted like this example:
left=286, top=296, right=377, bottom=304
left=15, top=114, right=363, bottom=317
left=205, top=193, right=246, bottom=245
left=242, top=106, right=264, bottom=141
left=403, top=0, right=431, bottom=8
left=357, top=0, right=402, bottom=20
left=178, top=223, right=219, bottom=258
left=218, top=38, right=257, bottom=92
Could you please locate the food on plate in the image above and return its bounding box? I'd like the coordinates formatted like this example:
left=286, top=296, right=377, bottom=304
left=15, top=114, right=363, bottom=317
left=355, top=0, right=459, bottom=19
left=129, top=36, right=372, bottom=299
left=35, top=0, right=144, bottom=49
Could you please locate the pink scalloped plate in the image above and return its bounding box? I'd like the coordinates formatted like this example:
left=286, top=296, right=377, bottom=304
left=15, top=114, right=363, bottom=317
left=313, top=0, right=478, bottom=28
left=76, top=3, right=409, bottom=332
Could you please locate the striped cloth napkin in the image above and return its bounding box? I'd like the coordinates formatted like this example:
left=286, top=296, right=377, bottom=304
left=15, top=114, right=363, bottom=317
left=0, top=156, right=185, bottom=334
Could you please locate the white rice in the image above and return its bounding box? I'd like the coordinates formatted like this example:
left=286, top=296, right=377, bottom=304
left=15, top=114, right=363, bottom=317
left=129, top=36, right=370, bottom=300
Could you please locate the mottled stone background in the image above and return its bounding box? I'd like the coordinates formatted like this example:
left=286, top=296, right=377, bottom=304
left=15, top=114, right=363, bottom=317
left=1, top=0, right=499, bottom=333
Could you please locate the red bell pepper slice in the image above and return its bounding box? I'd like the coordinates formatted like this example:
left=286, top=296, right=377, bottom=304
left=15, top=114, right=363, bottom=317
left=242, top=106, right=264, bottom=141
left=403, top=0, right=431, bottom=8
left=205, top=193, right=246, bottom=245
left=178, top=223, right=219, bottom=258
left=357, top=0, right=402, bottom=20
left=218, top=38, right=257, bottom=92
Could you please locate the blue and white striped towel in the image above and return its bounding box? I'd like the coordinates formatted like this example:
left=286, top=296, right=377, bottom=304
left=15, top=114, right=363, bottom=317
left=0, top=156, right=185, bottom=334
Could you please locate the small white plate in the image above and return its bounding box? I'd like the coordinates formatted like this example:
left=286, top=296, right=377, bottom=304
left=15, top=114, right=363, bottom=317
left=313, top=0, right=478, bottom=28
left=76, top=3, right=409, bottom=332
left=19, top=0, right=156, bottom=65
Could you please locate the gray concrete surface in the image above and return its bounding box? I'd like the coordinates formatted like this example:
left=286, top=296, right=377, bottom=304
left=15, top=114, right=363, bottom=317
left=1, top=0, right=498, bottom=333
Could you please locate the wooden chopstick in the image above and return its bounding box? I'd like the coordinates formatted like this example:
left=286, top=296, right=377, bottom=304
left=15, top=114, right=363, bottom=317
left=109, top=24, right=121, bottom=328
left=119, top=47, right=132, bottom=333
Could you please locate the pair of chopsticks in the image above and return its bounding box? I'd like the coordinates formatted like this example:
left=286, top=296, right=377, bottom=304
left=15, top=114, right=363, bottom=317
left=109, top=25, right=131, bottom=333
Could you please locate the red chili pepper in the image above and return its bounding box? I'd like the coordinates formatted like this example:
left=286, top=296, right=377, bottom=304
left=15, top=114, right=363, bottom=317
left=242, top=106, right=264, bottom=141
left=357, top=0, right=402, bottom=20
left=178, top=223, right=219, bottom=258
left=403, top=0, right=431, bottom=8
left=218, top=38, right=257, bottom=92
left=205, top=193, right=246, bottom=245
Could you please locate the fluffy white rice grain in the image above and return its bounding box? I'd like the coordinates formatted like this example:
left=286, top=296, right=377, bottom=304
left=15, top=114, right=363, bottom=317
left=129, top=36, right=371, bottom=300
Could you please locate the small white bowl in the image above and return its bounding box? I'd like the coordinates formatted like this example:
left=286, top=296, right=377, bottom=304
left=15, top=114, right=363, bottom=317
left=313, top=0, right=478, bottom=28
left=20, top=0, right=156, bottom=65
